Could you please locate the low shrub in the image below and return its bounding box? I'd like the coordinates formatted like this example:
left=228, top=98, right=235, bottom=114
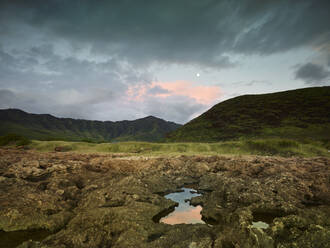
left=276, top=139, right=299, bottom=148
left=321, top=139, right=330, bottom=149
left=81, top=138, right=97, bottom=143
left=0, top=133, right=31, bottom=146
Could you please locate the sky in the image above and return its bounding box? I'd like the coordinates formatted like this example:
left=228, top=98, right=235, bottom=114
left=0, top=0, right=329, bottom=124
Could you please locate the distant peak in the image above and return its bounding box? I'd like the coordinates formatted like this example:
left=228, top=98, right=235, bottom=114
left=144, top=115, right=158, bottom=119
left=2, top=108, right=26, bottom=112
left=137, top=115, right=161, bottom=121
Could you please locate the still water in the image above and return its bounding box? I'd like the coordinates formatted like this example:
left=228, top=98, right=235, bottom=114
left=160, top=187, right=205, bottom=225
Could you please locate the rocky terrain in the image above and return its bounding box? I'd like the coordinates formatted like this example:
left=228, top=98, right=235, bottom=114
left=0, top=148, right=329, bottom=248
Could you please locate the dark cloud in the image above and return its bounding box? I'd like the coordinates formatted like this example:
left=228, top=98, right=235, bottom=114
left=1, top=0, right=330, bottom=123
left=147, top=86, right=170, bottom=95
left=1, top=0, right=329, bottom=68
left=295, top=63, right=330, bottom=85
left=0, top=42, right=151, bottom=90
left=232, top=1, right=330, bottom=55
left=0, top=88, right=115, bottom=120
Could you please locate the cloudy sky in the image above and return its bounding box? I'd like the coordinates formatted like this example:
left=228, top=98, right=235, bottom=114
left=0, top=0, right=329, bottom=124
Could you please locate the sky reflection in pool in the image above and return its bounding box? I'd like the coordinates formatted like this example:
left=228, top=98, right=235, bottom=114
left=160, top=187, right=205, bottom=225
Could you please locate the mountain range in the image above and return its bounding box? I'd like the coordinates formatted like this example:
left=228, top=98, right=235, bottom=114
left=0, top=109, right=181, bottom=142
left=1, top=86, right=329, bottom=143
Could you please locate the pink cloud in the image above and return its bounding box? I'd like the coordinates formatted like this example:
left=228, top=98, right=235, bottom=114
left=151, top=81, right=221, bottom=104
left=126, top=81, right=222, bottom=105
left=126, top=84, right=149, bottom=102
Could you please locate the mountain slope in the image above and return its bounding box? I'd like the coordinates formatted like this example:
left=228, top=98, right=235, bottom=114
left=167, top=86, right=330, bottom=142
left=0, top=109, right=181, bottom=142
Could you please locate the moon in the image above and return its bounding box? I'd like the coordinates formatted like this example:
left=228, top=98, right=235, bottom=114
left=196, top=73, right=200, bottom=77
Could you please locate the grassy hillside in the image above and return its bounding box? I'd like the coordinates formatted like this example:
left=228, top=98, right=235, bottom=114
left=27, top=139, right=330, bottom=157
left=167, top=87, right=330, bottom=143
left=0, top=109, right=181, bottom=142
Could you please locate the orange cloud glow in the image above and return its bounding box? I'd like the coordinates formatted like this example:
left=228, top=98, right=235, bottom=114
left=126, top=84, right=149, bottom=102
left=126, top=81, right=221, bottom=104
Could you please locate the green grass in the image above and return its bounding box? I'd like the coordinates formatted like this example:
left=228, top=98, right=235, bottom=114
left=27, top=138, right=330, bottom=157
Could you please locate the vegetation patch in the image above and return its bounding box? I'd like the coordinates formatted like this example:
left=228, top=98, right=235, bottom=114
left=29, top=138, right=330, bottom=157
left=0, top=133, right=31, bottom=147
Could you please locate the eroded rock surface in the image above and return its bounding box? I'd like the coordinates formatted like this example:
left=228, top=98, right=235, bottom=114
left=0, top=148, right=329, bottom=247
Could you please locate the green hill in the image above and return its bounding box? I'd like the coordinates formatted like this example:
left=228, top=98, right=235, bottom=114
left=0, top=109, right=181, bottom=142
left=167, top=86, right=330, bottom=142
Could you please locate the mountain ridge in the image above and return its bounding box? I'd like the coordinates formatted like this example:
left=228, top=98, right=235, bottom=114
left=167, top=86, right=330, bottom=142
left=0, top=108, right=181, bottom=142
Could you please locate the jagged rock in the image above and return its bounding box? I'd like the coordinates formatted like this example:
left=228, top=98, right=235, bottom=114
left=0, top=149, right=329, bottom=247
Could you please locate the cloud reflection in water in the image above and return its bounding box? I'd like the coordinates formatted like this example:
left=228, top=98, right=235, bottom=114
left=160, top=188, right=205, bottom=225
